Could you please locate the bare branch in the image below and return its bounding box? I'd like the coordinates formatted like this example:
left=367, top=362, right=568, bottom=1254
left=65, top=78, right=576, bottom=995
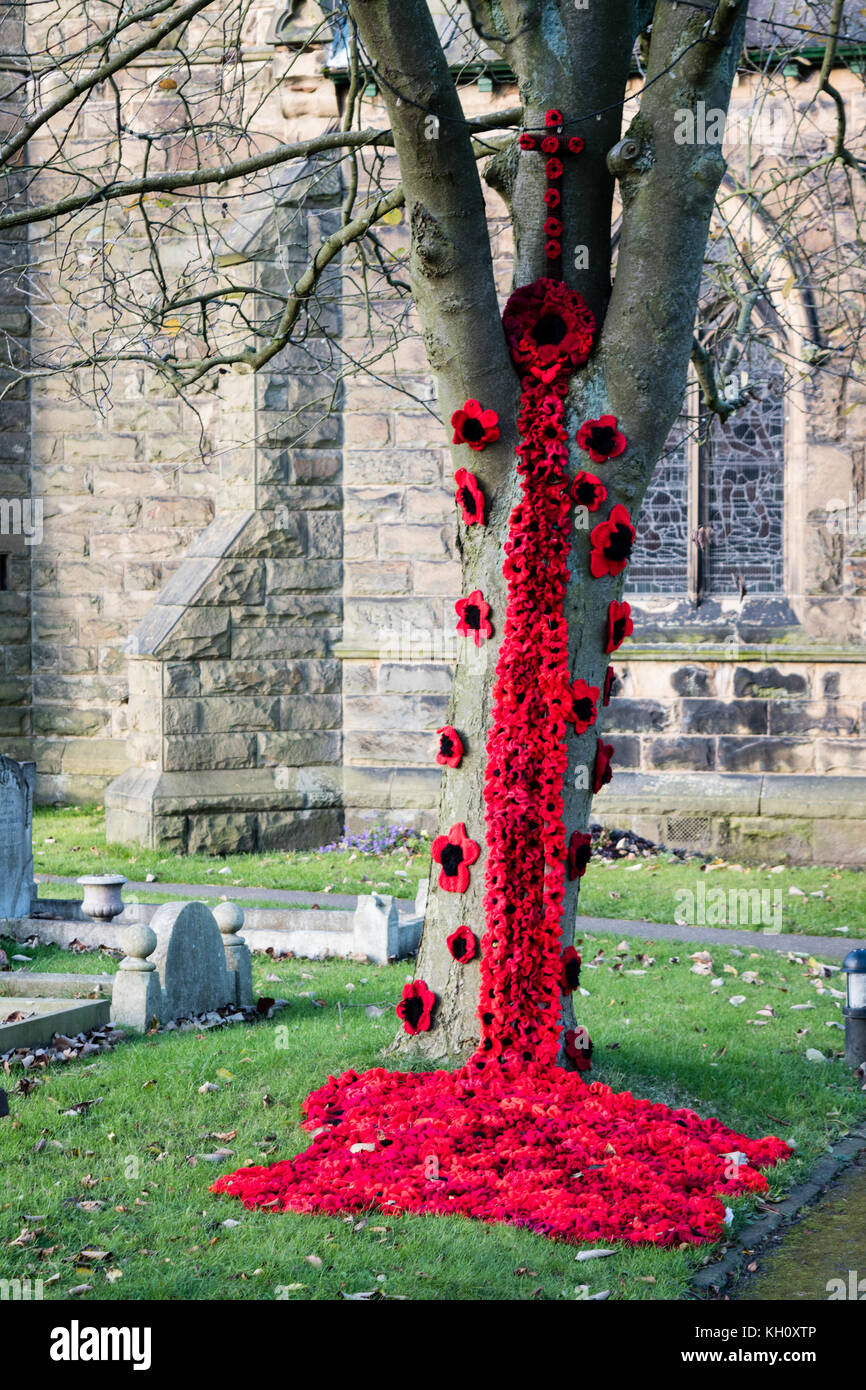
left=0, top=108, right=522, bottom=232
left=0, top=0, right=218, bottom=169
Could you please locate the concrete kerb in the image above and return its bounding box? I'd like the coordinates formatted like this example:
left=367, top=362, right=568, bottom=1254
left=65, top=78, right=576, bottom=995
left=689, top=1129, right=866, bottom=1299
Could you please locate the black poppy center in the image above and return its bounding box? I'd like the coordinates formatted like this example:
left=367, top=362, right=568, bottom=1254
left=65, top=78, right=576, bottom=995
left=440, top=843, right=464, bottom=877
left=574, top=480, right=596, bottom=507
left=532, top=312, right=567, bottom=346
left=403, top=995, right=424, bottom=1029
left=573, top=697, right=594, bottom=725
left=451, top=934, right=467, bottom=959
left=462, top=604, right=481, bottom=630
left=458, top=485, right=479, bottom=517
left=439, top=733, right=454, bottom=758
left=612, top=618, right=628, bottom=646
left=605, top=523, right=634, bottom=562
left=565, top=958, right=582, bottom=991
left=462, top=416, right=484, bottom=442
left=589, top=424, right=617, bottom=454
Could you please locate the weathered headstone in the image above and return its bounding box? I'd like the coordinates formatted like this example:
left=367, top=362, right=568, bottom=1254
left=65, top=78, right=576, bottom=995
left=149, top=900, right=240, bottom=1021
left=0, top=756, right=35, bottom=921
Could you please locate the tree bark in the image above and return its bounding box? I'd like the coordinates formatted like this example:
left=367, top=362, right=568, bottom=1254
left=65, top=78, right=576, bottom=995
left=349, top=0, right=749, bottom=1064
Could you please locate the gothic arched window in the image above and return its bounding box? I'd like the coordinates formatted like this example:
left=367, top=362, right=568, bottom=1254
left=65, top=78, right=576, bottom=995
left=628, top=339, right=786, bottom=602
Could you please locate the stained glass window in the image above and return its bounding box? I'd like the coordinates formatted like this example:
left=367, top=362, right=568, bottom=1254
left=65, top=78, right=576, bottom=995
left=702, top=348, right=785, bottom=594
left=628, top=343, right=785, bottom=598
left=627, top=414, right=691, bottom=595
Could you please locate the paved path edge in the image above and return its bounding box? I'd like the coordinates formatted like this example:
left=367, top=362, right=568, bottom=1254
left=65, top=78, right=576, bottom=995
left=689, top=1128, right=866, bottom=1300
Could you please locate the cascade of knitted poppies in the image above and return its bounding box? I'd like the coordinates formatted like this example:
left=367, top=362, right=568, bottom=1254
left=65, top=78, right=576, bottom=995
left=473, top=278, right=596, bottom=1072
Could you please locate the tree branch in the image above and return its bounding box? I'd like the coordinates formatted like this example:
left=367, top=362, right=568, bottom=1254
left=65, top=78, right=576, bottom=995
left=0, top=109, right=522, bottom=233
left=347, top=0, right=518, bottom=490
left=600, top=0, right=749, bottom=470
left=0, top=0, right=219, bottom=170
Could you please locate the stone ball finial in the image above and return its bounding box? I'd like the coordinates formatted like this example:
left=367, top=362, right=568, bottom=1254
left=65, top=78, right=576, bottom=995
left=120, top=921, right=158, bottom=971
left=214, top=902, right=245, bottom=936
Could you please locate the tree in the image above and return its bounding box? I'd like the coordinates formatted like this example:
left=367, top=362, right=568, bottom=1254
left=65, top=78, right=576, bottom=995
left=1, top=0, right=864, bottom=1063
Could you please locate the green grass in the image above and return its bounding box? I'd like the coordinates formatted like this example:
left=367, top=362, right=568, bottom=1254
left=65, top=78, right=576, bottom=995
left=1, top=933, right=863, bottom=1301
left=31, top=806, right=866, bottom=937
left=0, top=936, right=120, bottom=975
left=32, top=807, right=423, bottom=902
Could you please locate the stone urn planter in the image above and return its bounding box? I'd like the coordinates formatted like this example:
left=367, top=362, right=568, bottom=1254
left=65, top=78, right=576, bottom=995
left=76, top=874, right=127, bottom=922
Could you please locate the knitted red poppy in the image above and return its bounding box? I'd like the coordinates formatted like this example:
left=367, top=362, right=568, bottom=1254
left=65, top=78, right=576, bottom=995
left=455, top=589, right=493, bottom=646
left=502, top=278, right=595, bottom=376
left=593, top=739, right=615, bottom=793
left=564, top=678, right=599, bottom=734
left=576, top=414, right=627, bottom=463
left=451, top=399, right=500, bottom=451
left=606, top=599, right=634, bottom=653
left=560, top=944, right=583, bottom=992
left=446, top=925, right=477, bottom=964
left=396, top=979, right=436, bottom=1035
left=436, top=726, right=463, bottom=768
left=603, top=665, right=615, bottom=707
left=589, top=504, right=635, bottom=578
left=454, top=467, right=486, bottom=525
left=566, top=831, right=592, bottom=882
left=431, top=822, right=480, bottom=893
left=564, top=1027, right=593, bottom=1071
left=571, top=470, right=607, bottom=512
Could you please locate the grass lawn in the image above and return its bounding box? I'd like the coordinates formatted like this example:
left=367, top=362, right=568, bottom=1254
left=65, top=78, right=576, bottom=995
left=1, top=930, right=863, bottom=1301
left=32, top=805, right=866, bottom=937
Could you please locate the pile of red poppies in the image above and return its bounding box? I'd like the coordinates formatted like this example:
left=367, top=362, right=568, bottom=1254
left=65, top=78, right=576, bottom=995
left=211, top=1064, right=789, bottom=1246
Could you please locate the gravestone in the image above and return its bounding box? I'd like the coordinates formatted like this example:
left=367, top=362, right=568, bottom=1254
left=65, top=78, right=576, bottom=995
left=0, top=757, right=35, bottom=921
left=149, top=900, right=240, bottom=1021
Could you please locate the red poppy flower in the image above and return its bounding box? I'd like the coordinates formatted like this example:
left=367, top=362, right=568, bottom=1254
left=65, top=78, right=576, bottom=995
left=545, top=239, right=562, bottom=260
left=568, top=135, right=585, bottom=154
left=446, top=925, right=477, bottom=964
left=544, top=215, right=563, bottom=237
left=593, top=739, right=615, bottom=793
left=571, top=470, right=607, bottom=512
left=451, top=399, right=500, bottom=451
left=545, top=108, right=564, bottom=128
left=543, top=187, right=561, bottom=207
left=603, top=665, right=615, bottom=707
left=502, top=278, right=596, bottom=375
left=589, top=504, right=635, bottom=578
left=566, top=832, right=592, bottom=882
left=395, top=979, right=436, bottom=1035
left=454, top=467, right=485, bottom=525
left=565, top=679, right=599, bottom=734
left=576, top=413, right=627, bottom=463
left=431, top=822, right=480, bottom=893
left=519, top=132, right=537, bottom=150
left=455, top=589, right=493, bottom=646
left=545, top=156, right=563, bottom=180
left=541, top=135, right=559, bottom=154
left=565, top=1027, right=593, bottom=1071
left=605, top=599, right=634, bottom=653
left=436, top=725, right=463, bottom=768
left=560, top=945, right=583, bottom=992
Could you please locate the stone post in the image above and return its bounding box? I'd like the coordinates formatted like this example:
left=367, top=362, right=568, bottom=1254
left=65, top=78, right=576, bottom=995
left=352, top=893, right=401, bottom=964
left=214, top=902, right=254, bottom=1007
left=110, top=921, right=163, bottom=1032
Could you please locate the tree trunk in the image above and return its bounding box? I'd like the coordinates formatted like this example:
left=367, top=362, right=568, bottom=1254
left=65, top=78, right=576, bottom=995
left=347, top=0, right=749, bottom=1065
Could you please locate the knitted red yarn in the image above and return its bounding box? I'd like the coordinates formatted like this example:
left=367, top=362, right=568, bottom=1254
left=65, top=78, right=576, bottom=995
left=212, top=281, right=790, bottom=1245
